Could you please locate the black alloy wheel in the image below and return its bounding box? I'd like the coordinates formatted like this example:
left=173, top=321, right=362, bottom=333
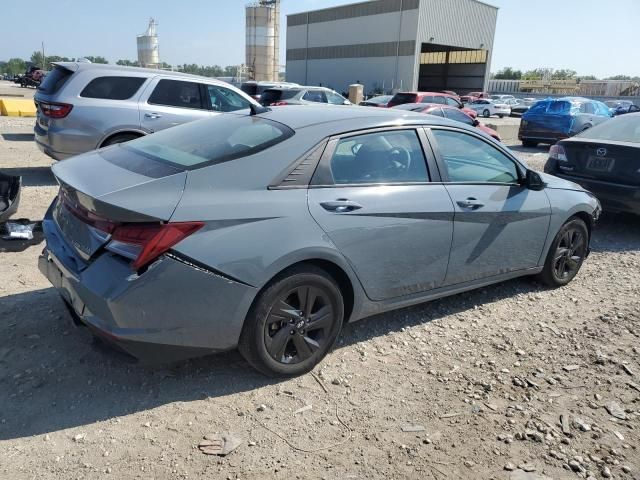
left=537, top=218, right=589, bottom=287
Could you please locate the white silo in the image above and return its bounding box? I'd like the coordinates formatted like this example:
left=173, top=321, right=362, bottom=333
left=246, top=0, right=280, bottom=82
left=137, top=18, right=160, bottom=69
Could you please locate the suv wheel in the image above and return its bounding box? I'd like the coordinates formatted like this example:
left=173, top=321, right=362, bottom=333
left=239, top=265, right=344, bottom=377
left=483, top=109, right=491, bottom=118
left=102, top=133, right=141, bottom=147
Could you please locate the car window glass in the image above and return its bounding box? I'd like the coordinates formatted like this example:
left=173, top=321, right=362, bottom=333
left=445, top=97, right=461, bottom=107
left=580, top=102, right=595, bottom=114
left=428, top=108, right=444, bottom=117
left=148, top=79, right=205, bottom=109
left=576, top=114, right=640, bottom=143
left=420, top=95, right=435, bottom=103
left=443, top=108, right=474, bottom=125
left=630, top=105, right=640, bottom=112
left=207, top=85, right=251, bottom=112
left=80, top=76, right=146, bottom=100
left=432, top=96, right=446, bottom=105
left=328, top=130, right=428, bottom=184
left=326, top=91, right=346, bottom=105
left=302, top=90, right=327, bottom=103
left=432, top=129, right=519, bottom=183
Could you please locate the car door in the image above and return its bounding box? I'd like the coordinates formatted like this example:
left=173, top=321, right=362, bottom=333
left=308, top=128, right=454, bottom=301
left=427, top=127, right=551, bottom=286
left=139, top=78, right=211, bottom=132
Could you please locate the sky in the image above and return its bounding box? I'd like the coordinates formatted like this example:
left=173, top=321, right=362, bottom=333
left=1, top=0, right=638, bottom=78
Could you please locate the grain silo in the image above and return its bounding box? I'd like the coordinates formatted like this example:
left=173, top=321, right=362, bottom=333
left=137, top=18, right=160, bottom=69
left=246, top=0, right=280, bottom=82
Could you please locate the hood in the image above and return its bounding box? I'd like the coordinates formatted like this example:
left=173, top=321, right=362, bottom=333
left=538, top=171, right=586, bottom=192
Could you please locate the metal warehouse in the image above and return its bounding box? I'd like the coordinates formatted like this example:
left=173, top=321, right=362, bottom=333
left=286, top=0, right=498, bottom=95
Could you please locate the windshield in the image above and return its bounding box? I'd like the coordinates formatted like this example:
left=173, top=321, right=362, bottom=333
left=528, top=100, right=577, bottom=115
left=577, top=114, right=640, bottom=143
left=260, top=89, right=299, bottom=105
left=123, top=114, right=294, bottom=170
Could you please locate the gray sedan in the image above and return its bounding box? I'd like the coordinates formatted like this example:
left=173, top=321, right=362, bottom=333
left=39, top=105, right=601, bottom=376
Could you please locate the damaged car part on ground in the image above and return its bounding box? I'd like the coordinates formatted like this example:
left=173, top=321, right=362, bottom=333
left=39, top=106, right=601, bottom=376
left=0, top=171, right=21, bottom=223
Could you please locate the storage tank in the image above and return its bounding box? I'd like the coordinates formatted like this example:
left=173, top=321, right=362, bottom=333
left=246, top=0, right=280, bottom=82
left=137, top=18, right=160, bottom=69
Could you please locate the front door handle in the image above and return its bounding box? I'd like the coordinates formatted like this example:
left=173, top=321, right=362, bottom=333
left=457, top=198, right=485, bottom=209
left=144, top=113, right=162, bottom=119
left=320, top=199, right=363, bottom=213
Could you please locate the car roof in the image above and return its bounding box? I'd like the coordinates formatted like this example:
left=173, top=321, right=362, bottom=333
left=52, top=61, right=233, bottom=84
left=254, top=104, right=470, bottom=133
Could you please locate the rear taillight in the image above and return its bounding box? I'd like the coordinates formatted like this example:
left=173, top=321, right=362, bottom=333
left=39, top=101, right=73, bottom=119
left=549, top=144, right=568, bottom=162
left=270, top=101, right=290, bottom=106
left=108, top=222, right=204, bottom=270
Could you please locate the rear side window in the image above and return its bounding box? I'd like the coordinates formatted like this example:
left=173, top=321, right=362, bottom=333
left=391, top=93, right=417, bottom=105
left=302, top=90, right=327, bottom=103
left=148, top=79, right=205, bottom=109
left=38, top=66, right=72, bottom=94
left=261, top=89, right=299, bottom=105
left=443, top=108, right=474, bottom=125
left=445, top=97, right=462, bottom=108
left=80, top=76, right=146, bottom=100
left=207, top=85, right=251, bottom=112
left=123, top=115, right=294, bottom=169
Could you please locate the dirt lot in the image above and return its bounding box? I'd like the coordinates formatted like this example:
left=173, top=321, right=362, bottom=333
left=0, top=110, right=639, bottom=480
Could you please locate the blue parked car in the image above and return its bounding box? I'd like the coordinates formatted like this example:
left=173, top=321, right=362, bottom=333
left=605, top=100, right=640, bottom=116
left=518, top=97, right=612, bottom=147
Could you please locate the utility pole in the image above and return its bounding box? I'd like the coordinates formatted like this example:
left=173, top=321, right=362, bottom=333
left=41, top=42, right=46, bottom=70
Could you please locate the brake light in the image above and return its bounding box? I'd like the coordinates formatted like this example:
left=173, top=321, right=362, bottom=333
left=270, top=101, right=290, bottom=106
left=60, top=191, right=118, bottom=233
left=549, top=144, right=568, bottom=162
left=39, top=101, right=73, bottom=118
left=110, top=222, right=204, bottom=270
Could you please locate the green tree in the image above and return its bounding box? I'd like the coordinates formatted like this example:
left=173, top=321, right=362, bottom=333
left=116, top=59, right=140, bottom=67
left=551, top=69, right=577, bottom=80
left=48, top=55, right=71, bottom=63
left=521, top=68, right=546, bottom=80
left=578, top=75, right=597, bottom=80
left=492, top=67, right=522, bottom=80
left=83, top=56, right=108, bottom=64
left=606, top=74, right=632, bottom=80
left=6, top=58, right=26, bottom=75
left=30, top=51, right=46, bottom=69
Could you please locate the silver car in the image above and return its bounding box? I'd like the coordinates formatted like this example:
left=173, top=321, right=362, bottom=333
left=39, top=105, right=601, bottom=376
left=34, top=62, right=258, bottom=160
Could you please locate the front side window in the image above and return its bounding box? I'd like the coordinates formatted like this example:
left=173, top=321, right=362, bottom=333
left=420, top=95, right=435, bottom=103
left=302, top=90, right=327, bottom=103
left=326, top=91, right=346, bottom=105
left=445, top=97, right=462, bottom=108
left=207, top=85, right=251, bottom=112
left=80, top=76, right=146, bottom=100
left=432, top=129, right=519, bottom=183
left=443, top=108, right=474, bottom=125
left=326, top=130, right=428, bottom=185
left=428, top=108, right=445, bottom=117
left=123, top=115, right=294, bottom=170
left=148, top=79, right=205, bottom=109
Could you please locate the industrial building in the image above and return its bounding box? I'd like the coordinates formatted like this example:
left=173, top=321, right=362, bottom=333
left=286, top=0, right=498, bottom=95
left=137, top=18, right=160, bottom=69
left=246, top=0, right=281, bottom=82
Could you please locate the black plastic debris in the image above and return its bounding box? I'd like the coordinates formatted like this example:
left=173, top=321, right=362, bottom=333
left=0, top=172, right=21, bottom=223
left=0, top=219, right=44, bottom=253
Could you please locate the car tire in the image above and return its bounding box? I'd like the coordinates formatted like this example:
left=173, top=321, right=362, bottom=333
left=498, top=114, right=505, bottom=118
left=536, top=218, right=589, bottom=288
left=483, top=109, right=491, bottom=118
left=238, top=265, right=344, bottom=377
left=522, top=140, right=538, bottom=148
left=101, top=133, right=141, bottom=147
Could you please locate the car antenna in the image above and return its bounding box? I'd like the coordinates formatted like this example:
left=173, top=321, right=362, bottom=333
left=250, top=103, right=271, bottom=116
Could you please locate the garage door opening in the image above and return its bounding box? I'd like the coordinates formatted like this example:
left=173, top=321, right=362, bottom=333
left=418, top=43, right=488, bottom=94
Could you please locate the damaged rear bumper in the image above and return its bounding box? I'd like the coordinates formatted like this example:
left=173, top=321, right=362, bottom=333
left=39, top=215, right=258, bottom=364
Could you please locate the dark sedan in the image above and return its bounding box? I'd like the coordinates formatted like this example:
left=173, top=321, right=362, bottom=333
left=544, top=112, right=640, bottom=214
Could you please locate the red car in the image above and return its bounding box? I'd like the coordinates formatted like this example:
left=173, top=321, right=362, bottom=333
left=387, top=91, right=477, bottom=118
left=393, top=103, right=501, bottom=141
left=460, top=91, right=490, bottom=103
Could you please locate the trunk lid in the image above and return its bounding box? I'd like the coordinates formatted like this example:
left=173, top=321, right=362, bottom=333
left=51, top=146, right=187, bottom=261
left=559, top=139, right=640, bottom=186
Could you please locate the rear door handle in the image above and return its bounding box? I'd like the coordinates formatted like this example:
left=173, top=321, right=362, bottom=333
left=320, top=199, right=363, bottom=213
left=457, top=198, right=485, bottom=209
left=144, top=113, right=162, bottom=119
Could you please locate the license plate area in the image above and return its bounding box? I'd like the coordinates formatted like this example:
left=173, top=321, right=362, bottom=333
left=586, top=155, right=615, bottom=172
left=53, top=201, right=104, bottom=260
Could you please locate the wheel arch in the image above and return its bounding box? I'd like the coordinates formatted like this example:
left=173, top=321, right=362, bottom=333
left=98, top=129, right=146, bottom=148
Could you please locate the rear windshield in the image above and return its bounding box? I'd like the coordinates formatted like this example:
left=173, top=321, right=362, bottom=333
left=260, top=89, right=299, bottom=105
left=80, top=76, right=146, bottom=100
left=577, top=114, right=640, bottom=143
left=38, top=66, right=73, bottom=94
left=123, top=114, right=294, bottom=170
left=528, top=100, right=576, bottom=115
left=391, top=93, right=417, bottom=105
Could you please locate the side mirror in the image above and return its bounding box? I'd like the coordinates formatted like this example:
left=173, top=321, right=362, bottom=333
left=472, top=119, right=480, bottom=126
left=343, top=100, right=352, bottom=105
left=525, top=170, right=545, bottom=191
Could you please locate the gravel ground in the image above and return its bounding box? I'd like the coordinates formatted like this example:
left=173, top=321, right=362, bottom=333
left=0, top=113, right=638, bottom=480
